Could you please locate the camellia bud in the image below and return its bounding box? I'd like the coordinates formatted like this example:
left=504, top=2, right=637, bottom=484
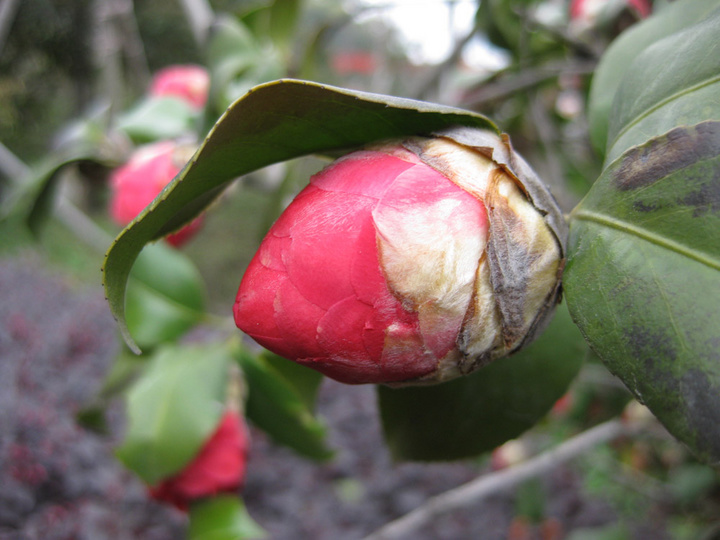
left=234, top=128, right=566, bottom=385
left=149, top=64, right=211, bottom=110
left=149, top=410, right=249, bottom=511
left=109, top=140, right=202, bottom=247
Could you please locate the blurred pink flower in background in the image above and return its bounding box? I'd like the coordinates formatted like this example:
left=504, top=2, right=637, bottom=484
left=570, top=0, right=652, bottom=26
left=149, top=64, right=211, bottom=110
left=109, top=140, right=202, bottom=247
left=149, top=410, right=249, bottom=511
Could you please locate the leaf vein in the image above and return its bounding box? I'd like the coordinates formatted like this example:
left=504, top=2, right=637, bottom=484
left=572, top=210, right=720, bottom=271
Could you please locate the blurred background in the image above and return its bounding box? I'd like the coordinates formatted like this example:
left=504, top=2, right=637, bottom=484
left=2, top=0, right=719, bottom=539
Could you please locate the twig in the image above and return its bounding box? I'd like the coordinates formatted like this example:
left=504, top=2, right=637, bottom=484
left=0, top=140, right=31, bottom=181
left=462, top=58, right=596, bottom=109
left=55, top=196, right=114, bottom=253
left=363, top=418, right=642, bottom=540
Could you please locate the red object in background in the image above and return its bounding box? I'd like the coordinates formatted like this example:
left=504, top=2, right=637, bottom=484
left=331, top=51, right=378, bottom=75
left=108, top=141, right=202, bottom=247
left=149, top=64, right=211, bottom=110
left=570, top=0, right=652, bottom=23
left=149, top=411, right=249, bottom=511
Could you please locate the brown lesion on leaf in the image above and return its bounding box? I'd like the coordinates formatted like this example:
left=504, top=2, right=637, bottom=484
left=678, top=174, right=720, bottom=217
left=614, top=121, right=720, bottom=191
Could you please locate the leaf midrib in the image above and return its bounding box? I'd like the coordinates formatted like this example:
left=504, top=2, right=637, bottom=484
left=571, top=209, right=720, bottom=272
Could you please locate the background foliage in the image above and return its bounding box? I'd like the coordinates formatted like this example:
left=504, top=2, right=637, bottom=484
left=1, top=0, right=719, bottom=538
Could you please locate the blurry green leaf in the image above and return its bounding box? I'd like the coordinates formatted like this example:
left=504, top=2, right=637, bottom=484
left=604, top=9, right=720, bottom=165
left=104, top=79, right=498, bottom=352
left=76, top=347, right=150, bottom=434
left=97, top=347, right=150, bottom=399
left=124, top=241, right=206, bottom=349
left=261, top=351, right=324, bottom=410
left=268, top=0, right=302, bottom=52
left=235, top=346, right=333, bottom=461
left=189, top=496, right=266, bottom=540
left=206, top=17, right=284, bottom=112
left=668, top=463, right=718, bottom=507
left=115, top=96, right=200, bottom=143
left=587, top=0, right=718, bottom=154
left=0, top=153, right=113, bottom=237
left=116, top=343, right=230, bottom=484
left=477, top=0, right=559, bottom=59
left=378, top=303, right=586, bottom=461
left=565, top=122, right=720, bottom=464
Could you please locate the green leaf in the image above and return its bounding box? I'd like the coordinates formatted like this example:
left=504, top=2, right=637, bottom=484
left=124, top=241, right=206, bottom=349
left=378, top=303, right=585, bottom=461
left=0, top=154, right=113, bottom=237
left=565, top=121, right=720, bottom=464
left=189, top=496, right=266, bottom=540
left=206, top=16, right=283, bottom=112
left=116, top=343, right=230, bottom=484
left=235, top=347, right=333, bottom=461
left=587, top=0, right=719, bottom=154
left=103, top=79, right=498, bottom=352
left=261, top=351, right=324, bottom=411
left=604, top=8, right=720, bottom=165
left=115, top=96, right=200, bottom=143
left=268, top=0, right=302, bottom=52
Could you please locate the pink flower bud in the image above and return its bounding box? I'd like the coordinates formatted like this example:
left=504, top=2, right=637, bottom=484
left=234, top=129, right=566, bottom=385
left=149, top=410, right=249, bottom=511
left=149, top=65, right=210, bottom=110
left=109, top=141, right=202, bottom=247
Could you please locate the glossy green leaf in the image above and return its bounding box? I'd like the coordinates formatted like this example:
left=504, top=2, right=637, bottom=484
left=189, top=496, right=266, bottom=540
left=104, top=79, right=498, bottom=352
left=378, top=303, right=586, bottom=461
left=115, top=96, right=200, bottom=143
left=116, top=343, right=230, bottom=484
left=587, top=0, right=719, bottom=154
left=124, top=241, right=206, bottom=349
left=235, top=347, right=333, bottom=461
left=565, top=121, right=720, bottom=465
left=604, top=8, right=720, bottom=165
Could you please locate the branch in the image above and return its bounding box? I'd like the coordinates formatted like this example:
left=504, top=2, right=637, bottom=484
left=363, top=418, right=644, bottom=540
left=462, top=58, right=596, bottom=109
left=0, top=140, right=31, bottom=181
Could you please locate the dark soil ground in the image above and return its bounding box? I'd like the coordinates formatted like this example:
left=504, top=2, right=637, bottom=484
left=0, top=255, right=680, bottom=539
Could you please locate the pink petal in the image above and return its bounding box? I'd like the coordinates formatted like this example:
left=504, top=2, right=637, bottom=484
left=273, top=278, right=326, bottom=359
left=284, top=190, right=377, bottom=310
left=349, top=214, right=387, bottom=305
left=310, top=151, right=415, bottom=199
left=316, top=295, right=375, bottom=362
left=233, top=259, right=284, bottom=341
